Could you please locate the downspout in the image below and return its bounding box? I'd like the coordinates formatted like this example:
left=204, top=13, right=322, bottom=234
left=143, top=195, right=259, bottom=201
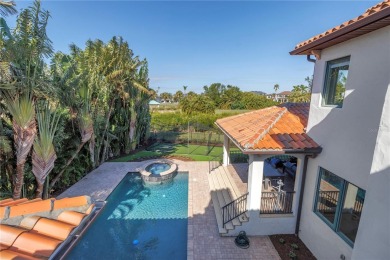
left=307, top=55, right=316, bottom=63
left=295, top=55, right=316, bottom=235
left=295, top=155, right=310, bottom=235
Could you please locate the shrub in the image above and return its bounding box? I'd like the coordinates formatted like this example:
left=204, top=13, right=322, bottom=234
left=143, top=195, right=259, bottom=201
left=288, top=250, right=297, bottom=259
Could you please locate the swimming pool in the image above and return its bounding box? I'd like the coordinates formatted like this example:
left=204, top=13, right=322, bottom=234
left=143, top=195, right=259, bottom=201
left=64, top=172, right=188, bottom=259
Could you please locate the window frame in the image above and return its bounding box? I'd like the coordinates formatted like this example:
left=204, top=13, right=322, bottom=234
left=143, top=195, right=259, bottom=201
left=321, top=56, right=350, bottom=108
left=313, top=167, right=365, bottom=247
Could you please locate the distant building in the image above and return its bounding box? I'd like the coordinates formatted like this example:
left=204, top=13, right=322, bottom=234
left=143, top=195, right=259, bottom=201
left=250, top=91, right=267, bottom=96
left=149, top=100, right=160, bottom=109
left=266, top=91, right=291, bottom=103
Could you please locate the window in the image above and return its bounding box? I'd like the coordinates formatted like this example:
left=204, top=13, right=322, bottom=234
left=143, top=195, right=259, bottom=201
left=322, top=56, right=350, bottom=107
left=314, top=168, right=365, bottom=246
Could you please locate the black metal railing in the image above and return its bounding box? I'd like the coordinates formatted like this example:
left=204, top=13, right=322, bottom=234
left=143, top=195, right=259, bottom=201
left=353, top=196, right=364, bottom=217
left=317, top=191, right=339, bottom=213
left=260, top=191, right=295, bottom=214
left=208, top=153, right=223, bottom=174
left=222, top=192, right=249, bottom=228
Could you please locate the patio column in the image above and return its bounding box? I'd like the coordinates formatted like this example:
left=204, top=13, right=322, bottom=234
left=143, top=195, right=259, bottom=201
left=246, top=154, right=265, bottom=219
left=223, top=135, right=230, bottom=166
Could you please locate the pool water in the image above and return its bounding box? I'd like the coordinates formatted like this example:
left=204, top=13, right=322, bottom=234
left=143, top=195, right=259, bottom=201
left=65, top=172, right=188, bottom=259
left=145, top=163, right=171, bottom=175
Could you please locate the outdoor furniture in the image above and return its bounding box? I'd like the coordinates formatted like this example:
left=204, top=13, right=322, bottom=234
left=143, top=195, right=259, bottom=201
left=264, top=162, right=285, bottom=185
left=263, top=178, right=271, bottom=191
left=283, top=161, right=297, bottom=180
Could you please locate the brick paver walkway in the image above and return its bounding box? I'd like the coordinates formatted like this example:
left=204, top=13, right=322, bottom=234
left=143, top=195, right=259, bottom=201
left=60, top=160, right=280, bottom=260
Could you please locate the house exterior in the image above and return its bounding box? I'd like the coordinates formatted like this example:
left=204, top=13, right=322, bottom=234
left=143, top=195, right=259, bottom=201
left=266, top=91, right=291, bottom=103
left=290, top=1, right=390, bottom=259
left=213, top=1, right=389, bottom=259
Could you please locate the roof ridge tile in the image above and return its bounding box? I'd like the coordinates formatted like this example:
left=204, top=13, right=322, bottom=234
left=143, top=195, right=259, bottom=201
left=244, top=107, right=287, bottom=149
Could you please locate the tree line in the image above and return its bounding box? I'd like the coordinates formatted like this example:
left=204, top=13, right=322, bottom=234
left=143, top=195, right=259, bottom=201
left=0, top=1, right=152, bottom=199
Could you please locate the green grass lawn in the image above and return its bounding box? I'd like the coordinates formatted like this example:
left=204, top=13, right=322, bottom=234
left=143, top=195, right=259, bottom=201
left=111, top=142, right=241, bottom=162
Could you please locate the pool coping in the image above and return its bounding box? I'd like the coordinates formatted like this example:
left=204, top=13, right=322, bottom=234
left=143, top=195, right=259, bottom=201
left=138, top=159, right=178, bottom=182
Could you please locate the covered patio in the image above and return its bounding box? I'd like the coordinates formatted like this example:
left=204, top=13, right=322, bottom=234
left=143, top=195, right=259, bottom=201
left=212, top=103, right=322, bottom=236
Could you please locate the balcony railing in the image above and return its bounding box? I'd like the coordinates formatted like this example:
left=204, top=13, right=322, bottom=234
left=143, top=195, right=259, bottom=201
left=260, top=191, right=295, bottom=214
left=317, top=191, right=339, bottom=213
left=353, top=196, right=364, bottom=217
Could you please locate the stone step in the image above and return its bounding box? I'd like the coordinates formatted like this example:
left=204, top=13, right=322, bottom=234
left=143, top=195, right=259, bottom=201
left=214, top=167, right=241, bottom=227
left=208, top=172, right=228, bottom=235
left=223, top=166, right=249, bottom=222
left=208, top=172, right=234, bottom=231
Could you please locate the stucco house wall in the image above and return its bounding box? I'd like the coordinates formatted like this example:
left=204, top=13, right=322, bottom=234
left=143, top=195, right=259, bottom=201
left=300, top=25, right=390, bottom=260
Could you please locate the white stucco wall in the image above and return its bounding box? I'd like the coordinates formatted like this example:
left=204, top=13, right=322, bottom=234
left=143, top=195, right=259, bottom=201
left=300, top=25, right=390, bottom=260
left=236, top=154, right=305, bottom=236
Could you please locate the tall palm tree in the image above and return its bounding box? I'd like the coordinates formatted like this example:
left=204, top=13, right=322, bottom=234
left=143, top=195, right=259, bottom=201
left=32, top=104, right=59, bottom=198
left=4, top=93, right=36, bottom=199
left=0, top=1, right=17, bottom=16
left=1, top=0, right=53, bottom=199
left=273, top=84, right=279, bottom=102
left=49, top=88, right=94, bottom=189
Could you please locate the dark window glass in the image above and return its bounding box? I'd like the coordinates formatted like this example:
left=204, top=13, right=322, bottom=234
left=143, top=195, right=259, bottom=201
left=314, top=167, right=366, bottom=246
left=323, top=57, right=350, bottom=107
left=315, top=169, right=343, bottom=225
left=338, top=183, right=365, bottom=243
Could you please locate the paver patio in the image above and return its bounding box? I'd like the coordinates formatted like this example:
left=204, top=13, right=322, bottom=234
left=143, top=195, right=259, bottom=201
left=59, top=160, right=280, bottom=260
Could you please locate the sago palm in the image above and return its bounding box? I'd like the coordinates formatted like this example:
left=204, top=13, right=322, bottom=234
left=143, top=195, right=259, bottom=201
left=32, top=104, right=59, bottom=198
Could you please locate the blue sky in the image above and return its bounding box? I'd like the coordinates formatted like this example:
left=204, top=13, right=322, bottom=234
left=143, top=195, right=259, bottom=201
left=7, top=1, right=377, bottom=94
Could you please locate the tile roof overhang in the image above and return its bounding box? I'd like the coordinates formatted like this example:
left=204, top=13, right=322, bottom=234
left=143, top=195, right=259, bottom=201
left=290, top=0, right=390, bottom=56
left=0, top=196, right=98, bottom=259
left=215, top=103, right=322, bottom=155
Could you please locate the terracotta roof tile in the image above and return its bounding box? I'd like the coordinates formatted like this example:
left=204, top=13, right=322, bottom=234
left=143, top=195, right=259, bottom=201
left=0, top=196, right=95, bottom=259
left=292, top=0, right=390, bottom=54
left=216, top=103, right=321, bottom=152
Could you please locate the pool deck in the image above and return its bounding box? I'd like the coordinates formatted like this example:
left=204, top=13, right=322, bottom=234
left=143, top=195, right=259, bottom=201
left=59, top=160, right=280, bottom=260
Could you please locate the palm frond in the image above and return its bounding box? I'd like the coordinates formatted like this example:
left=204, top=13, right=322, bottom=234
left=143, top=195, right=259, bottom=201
left=3, top=91, right=35, bottom=127
left=0, top=1, right=17, bottom=16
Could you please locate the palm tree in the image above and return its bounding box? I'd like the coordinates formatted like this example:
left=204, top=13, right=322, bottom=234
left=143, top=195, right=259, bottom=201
left=49, top=87, right=94, bottom=189
left=274, top=84, right=279, bottom=102
left=290, top=84, right=310, bottom=103
left=0, top=1, right=17, bottom=16
left=4, top=93, right=36, bottom=199
left=32, top=104, right=60, bottom=198
left=183, top=86, right=188, bottom=95
left=173, top=90, right=183, bottom=103
left=1, top=0, right=53, bottom=198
